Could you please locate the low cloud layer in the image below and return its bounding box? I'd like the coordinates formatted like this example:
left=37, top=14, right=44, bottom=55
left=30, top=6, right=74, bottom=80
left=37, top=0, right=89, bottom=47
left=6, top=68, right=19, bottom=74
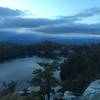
left=34, top=23, right=100, bottom=34
left=0, top=7, right=100, bottom=36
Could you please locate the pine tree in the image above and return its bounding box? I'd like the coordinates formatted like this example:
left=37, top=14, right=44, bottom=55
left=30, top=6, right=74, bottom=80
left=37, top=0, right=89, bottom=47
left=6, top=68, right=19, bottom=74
left=31, top=61, right=59, bottom=100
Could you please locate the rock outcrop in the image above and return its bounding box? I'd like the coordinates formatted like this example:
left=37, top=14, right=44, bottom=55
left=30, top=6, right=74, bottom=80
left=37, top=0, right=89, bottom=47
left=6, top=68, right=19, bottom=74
left=83, top=80, right=100, bottom=100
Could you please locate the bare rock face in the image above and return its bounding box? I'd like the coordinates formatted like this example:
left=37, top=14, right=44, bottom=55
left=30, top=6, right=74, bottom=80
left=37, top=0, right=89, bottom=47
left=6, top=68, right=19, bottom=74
left=83, top=80, right=100, bottom=100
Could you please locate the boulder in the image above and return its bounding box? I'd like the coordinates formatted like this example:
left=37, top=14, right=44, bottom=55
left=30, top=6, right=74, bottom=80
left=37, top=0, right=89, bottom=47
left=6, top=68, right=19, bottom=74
left=83, top=80, right=100, bottom=100
left=63, top=91, right=76, bottom=100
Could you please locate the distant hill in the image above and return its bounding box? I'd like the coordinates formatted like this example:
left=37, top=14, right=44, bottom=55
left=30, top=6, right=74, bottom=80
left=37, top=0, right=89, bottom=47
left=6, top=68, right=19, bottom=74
left=1, top=32, right=100, bottom=44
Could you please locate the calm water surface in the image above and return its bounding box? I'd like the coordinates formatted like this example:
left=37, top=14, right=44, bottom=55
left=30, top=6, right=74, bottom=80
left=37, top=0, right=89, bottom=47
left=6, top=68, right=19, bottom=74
left=0, top=56, right=51, bottom=90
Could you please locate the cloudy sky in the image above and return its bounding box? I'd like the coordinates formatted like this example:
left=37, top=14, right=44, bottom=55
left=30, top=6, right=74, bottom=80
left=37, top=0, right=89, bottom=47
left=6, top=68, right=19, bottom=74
left=0, top=0, right=100, bottom=43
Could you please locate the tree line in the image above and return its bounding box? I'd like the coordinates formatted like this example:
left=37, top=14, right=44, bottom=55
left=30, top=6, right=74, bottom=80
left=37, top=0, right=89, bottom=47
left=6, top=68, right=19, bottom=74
left=60, top=43, right=100, bottom=94
left=0, top=41, right=71, bottom=62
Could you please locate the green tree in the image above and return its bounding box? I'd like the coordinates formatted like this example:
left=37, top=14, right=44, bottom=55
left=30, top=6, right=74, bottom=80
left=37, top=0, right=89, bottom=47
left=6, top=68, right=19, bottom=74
left=31, top=61, right=59, bottom=100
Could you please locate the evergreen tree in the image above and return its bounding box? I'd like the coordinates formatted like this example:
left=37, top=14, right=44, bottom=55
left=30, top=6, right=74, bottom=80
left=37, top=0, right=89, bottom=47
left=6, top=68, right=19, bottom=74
left=31, top=61, right=59, bottom=100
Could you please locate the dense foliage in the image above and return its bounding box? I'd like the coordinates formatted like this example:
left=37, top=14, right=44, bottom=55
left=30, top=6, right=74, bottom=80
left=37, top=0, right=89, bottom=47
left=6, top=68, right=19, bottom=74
left=1, top=41, right=100, bottom=95
left=31, top=61, right=59, bottom=100
left=0, top=41, right=66, bottom=62
left=60, top=44, right=100, bottom=94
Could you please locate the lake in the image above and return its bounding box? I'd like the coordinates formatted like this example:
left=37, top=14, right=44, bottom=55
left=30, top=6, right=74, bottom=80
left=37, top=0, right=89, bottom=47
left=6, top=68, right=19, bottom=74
left=0, top=56, right=52, bottom=90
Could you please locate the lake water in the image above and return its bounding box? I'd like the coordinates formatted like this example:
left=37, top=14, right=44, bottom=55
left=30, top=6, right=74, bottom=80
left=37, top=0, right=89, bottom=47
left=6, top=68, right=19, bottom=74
left=0, top=56, right=52, bottom=90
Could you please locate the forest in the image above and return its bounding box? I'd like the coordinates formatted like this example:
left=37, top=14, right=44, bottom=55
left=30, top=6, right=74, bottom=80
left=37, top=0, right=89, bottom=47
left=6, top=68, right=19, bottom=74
left=0, top=41, right=69, bottom=62
left=0, top=41, right=100, bottom=99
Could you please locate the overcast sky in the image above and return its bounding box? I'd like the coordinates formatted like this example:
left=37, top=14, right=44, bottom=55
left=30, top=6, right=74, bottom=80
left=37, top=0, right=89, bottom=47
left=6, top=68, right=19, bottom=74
left=0, top=0, right=100, bottom=40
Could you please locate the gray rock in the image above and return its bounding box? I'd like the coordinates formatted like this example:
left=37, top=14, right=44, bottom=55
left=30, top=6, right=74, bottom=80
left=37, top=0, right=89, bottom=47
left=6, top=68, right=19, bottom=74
left=63, top=91, right=77, bottom=100
left=82, top=80, right=100, bottom=100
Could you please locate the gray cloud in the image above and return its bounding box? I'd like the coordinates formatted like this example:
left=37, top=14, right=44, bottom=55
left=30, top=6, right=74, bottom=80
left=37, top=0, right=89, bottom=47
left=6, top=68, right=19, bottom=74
left=0, top=18, right=66, bottom=28
left=76, top=7, right=100, bottom=18
left=32, top=7, right=100, bottom=34
left=33, top=23, right=100, bottom=34
left=0, top=7, right=24, bottom=18
left=59, top=7, right=100, bottom=22
left=0, top=30, right=44, bottom=43
left=0, top=7, right=100, bottom=35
